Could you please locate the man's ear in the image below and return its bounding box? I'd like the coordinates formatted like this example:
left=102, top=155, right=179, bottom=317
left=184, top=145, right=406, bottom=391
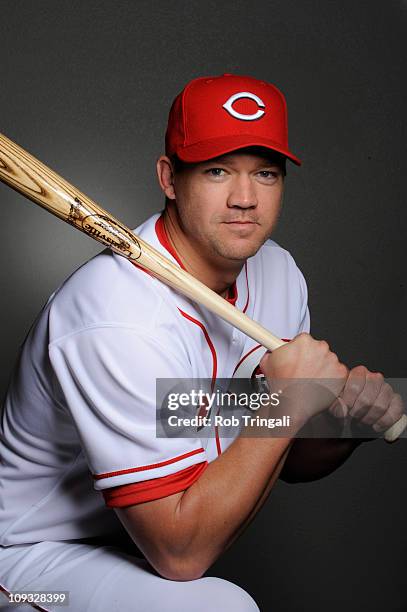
left=156, top=156, right=176, bottom=200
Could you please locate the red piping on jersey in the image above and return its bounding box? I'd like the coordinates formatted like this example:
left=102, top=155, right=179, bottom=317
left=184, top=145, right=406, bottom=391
left=242, top=261, right=249, bottom=313
left=155, top=213, right=185, bottom=269
left=0, top=583, right=49, bottom=612
left=103, top=461, right=208, bottom=507
left=232, top=344, right=263, bottom=376
left=92, top=447, right=205, bottom=480
left=178, top=309, right=217, bottom=387
left=232, top=339, right=292, bottom=376
left=155, top=214, right=238, bottom=306
left=177, top=308, right=222, bottom=454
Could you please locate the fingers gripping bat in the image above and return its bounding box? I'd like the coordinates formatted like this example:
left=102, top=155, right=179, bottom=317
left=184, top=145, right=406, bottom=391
left=0, top=132, right=405, bottom=442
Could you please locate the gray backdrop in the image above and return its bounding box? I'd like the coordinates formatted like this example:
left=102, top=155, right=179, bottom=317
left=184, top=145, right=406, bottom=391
left=1, top=1, right=406, bottom=611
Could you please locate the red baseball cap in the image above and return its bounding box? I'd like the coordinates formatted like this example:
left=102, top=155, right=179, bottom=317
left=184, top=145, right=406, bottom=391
left=165, top=73, right=301, bottom=166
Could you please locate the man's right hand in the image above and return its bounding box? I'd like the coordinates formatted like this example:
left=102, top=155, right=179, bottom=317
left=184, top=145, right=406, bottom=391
left=259, top=332, right=348, bottom=425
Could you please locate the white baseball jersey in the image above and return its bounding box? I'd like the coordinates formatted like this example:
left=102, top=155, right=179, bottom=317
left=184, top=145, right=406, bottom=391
left=0, top=211, right=310, bottom=547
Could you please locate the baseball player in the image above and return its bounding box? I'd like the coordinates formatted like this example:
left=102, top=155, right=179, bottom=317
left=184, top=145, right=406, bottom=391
left=0, top=74, right=403, bottom=612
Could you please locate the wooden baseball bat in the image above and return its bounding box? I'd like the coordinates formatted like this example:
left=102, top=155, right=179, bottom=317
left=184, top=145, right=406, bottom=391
left=0, top=132, right=405, bottom=442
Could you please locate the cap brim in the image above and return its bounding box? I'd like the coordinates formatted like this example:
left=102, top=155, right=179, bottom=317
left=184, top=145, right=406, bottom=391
left=175, top=134, right=301, bottom=166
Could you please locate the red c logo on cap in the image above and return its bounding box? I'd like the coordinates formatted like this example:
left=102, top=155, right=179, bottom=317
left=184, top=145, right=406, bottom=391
left=222, top=91, right=266, bottom=121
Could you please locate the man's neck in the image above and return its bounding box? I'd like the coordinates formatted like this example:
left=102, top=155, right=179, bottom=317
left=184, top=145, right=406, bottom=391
left=162, top=205, right=243, bottom=298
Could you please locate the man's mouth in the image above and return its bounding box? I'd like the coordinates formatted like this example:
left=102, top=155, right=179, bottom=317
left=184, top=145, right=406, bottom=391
left=222, top=220, right=259, bottom=233
left=224, top=219, right=257, bottom=225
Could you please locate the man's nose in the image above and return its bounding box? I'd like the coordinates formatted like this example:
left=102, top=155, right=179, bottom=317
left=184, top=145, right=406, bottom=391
left=227, top=175, right=258, bottom=208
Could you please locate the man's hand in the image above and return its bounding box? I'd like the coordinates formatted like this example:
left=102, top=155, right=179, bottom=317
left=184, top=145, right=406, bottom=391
left=329, top=365, right=404, bottom=433
left=260, top=332, right=348, bottom=427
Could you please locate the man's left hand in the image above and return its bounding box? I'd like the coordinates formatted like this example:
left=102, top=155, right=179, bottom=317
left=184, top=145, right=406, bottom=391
left=329, top=365, right=404, bottom=433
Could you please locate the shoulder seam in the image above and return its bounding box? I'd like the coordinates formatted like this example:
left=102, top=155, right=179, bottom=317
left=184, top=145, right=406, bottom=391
left=48, top=318, right=166, bottom=348
left=49, top=320, right=188, bottom=372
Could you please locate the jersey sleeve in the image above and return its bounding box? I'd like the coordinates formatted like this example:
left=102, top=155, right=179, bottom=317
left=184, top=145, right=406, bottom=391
left=296, top=265, right=311, bottom=334
left=49, top=326, right=208, bottom=507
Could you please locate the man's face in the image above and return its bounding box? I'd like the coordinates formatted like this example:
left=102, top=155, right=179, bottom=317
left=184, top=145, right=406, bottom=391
left=171, top=149, right=285, bottom=263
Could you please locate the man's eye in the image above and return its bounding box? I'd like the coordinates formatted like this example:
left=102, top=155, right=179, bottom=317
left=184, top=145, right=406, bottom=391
left=205, top=168, right=226, bottom=177
left=258, top=170, right=278, bottom=179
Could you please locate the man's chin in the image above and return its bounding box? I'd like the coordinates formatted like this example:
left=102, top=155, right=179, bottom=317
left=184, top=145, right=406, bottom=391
left=218, top=227, right=270, bottom=259
left=215, top=242, right=262, bottom=262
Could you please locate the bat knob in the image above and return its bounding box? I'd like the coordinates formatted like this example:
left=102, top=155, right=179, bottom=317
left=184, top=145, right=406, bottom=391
left=384, top=413, right=407, bottom=443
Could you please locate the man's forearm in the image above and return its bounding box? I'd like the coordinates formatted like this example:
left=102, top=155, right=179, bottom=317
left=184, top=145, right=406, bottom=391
left=173, top=434, right=294, bottom=576
left=222, top=440, right=294, bottom=548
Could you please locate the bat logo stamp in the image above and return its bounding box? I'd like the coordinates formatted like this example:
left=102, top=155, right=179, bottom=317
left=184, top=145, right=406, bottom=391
left=81, top=213, right=142, bottom=260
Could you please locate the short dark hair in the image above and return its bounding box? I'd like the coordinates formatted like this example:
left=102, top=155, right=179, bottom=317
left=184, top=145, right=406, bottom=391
left=170, top=155, right=190, bottom=174
left=170, top=146, right=287, bottom=177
